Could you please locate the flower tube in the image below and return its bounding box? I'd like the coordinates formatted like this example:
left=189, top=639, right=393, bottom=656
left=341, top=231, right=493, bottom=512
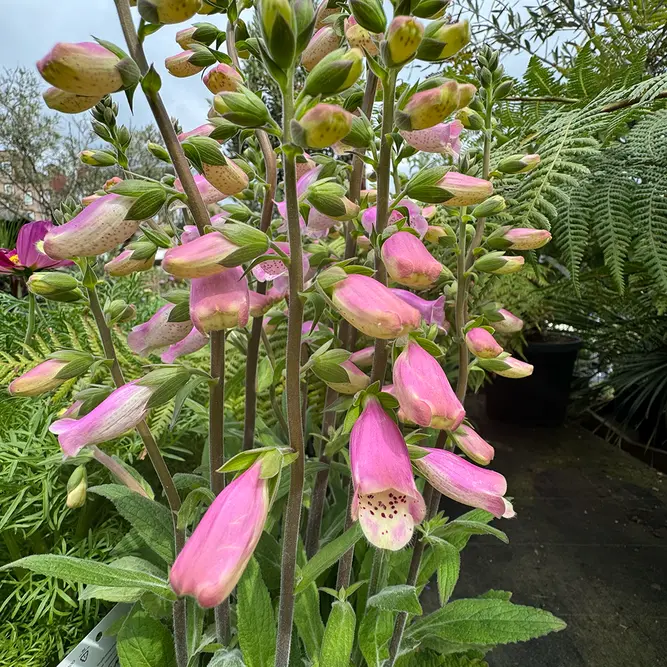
left=127, top=304, right=193, bottom=357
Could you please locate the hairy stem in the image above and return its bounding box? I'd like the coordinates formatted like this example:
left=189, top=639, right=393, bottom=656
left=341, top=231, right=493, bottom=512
left=209, top=331, right=230, bottom=643
left=24, top=291, right=36, bottom=347
left=274, top=68, right=305, bottom=667
left=455, top=207, right=469, bottom=400
left=113, top=0, right=209, bottom=235
left=86, top=284, right=188, bottom=667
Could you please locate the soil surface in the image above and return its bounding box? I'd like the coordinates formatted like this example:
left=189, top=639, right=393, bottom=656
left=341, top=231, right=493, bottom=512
left=423, top=400, right=667, bottom=667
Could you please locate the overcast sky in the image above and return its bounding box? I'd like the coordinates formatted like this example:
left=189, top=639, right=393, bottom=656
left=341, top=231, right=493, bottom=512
left=1, top=1, right=530, bottom=133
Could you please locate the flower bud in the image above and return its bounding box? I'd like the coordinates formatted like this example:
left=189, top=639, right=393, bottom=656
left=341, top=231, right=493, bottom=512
left=396, top=81, right=461, bottom=131
left=303, top=47, right=364, bottom=96
left=382, top=231, right=443, bottom=288
left=432, top=172, right=493, bottom=206
left=165, top=51, right=205, bottom=78
left=294, top=0, right=316, bottom=53
left=202, top=158, right=249, bottom=197
left=465, top=327, right=503, bottom=358
left=79, top=149, right=117, bottom=167
left=127, top=304, right=192, bottom=357
left=66, top=465, right=88, bottom=509
left=414, top=448, right=515, bottom=518
left=259, top=0, right=296, bottom=69
left=320, top=359, right=370, bottom=395
left=349, top=346, right=374, bottom=369
left=27, top=272, right=79, bottom=298
left=161, top=327, right=209, bottom=363
left=452, top=424, right=495, bottom=466
left=341, top=112, right=375, bottom=149
left=478, top=355, right=533, bottom=379
left=104, top=247, right=156, bottom=276
left=307, top=181, right=360, bottom=221
left=329, top=273, right=421, bottom=339
left=175, top=27, right=198, bottom=49
left=106, top=299, right=136, bottom=324
left=493, top=308, right=524, bottom=334
left=203, top=64, right=244, bottom=94
left=412, top=0, right=451, bottom=19
left=43, top=194, right=142, bottom=260
left=175, top=173, right=226, bottom=205
left=471, top=195, right=506, bottom=218
left=400, top=119, right=462, bottom=155
left=394, top=341, right=465, bottom=430
left=301, top=27, right=340, bottom=71
left=349, top=0, right=387, bottom=34
left=170, top=462, right=269, bottom=607
left=456, top=106, right=484, bottom=130
left=497, top=154, right=541, bottom=174
left=424, top=225, right=450, bottom=243
left=500, top=228, right=552, bottom=250
left=37, top=42, right=124, bottom=97
left=417, top=19, right=470, bottom=62
left=138, top=0, right=201, bottom=24
left=8, top=358, right=71, bottom=397
left=383, top=16, right=424, bottom=68
left=213, top=85, right=272, bottom=128
left=390, top=289, right=447, bottom=331
left=43, top=87, right=102, bottom=114
left=345, top=18, right=380, bottom=56
left=292, top=104, right=354, bottom=149
left=190, top=267, right=250, bottom=333
left=474, top=252, right=524, bottom=275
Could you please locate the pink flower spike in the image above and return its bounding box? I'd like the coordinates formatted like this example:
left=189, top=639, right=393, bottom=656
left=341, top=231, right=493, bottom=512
left=453, top=424, right=495, bottom=465
left=49, top=381, right=155, bottom=457
left=350, top=397, right=426, bottom=550
left=393, top=340, right=465, bottom=430
left=400, top=120, right=463, bottom=155
left=415, top=448, right=515, bottom=518
left=381, top=231, right=443, bottom=288
left=161, top=327, right=209, bottom=364
left=127, top=304, right=193, bottom=357
left=169, top=461, right=269, bottom=608
left=190, top=267, right=250, bottom=333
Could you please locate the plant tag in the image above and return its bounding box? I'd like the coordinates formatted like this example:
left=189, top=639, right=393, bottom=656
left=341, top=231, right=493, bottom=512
left=56, top=603, right=131, bottom=667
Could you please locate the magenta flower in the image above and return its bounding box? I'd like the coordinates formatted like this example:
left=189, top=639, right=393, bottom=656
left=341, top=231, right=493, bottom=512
left=393, top=340, right=465, bottom=430
left=390, top=289, right=447, bottom=332
left=127, top=304, right=193, bottom=357
left=361, top=199, right=427, bottom=237
left=50, top=381, right=155, bottom=457
left=452, top=424, right=495, bottom=465
left=190, top=267, right=250, bottom=333
left=331, top=274, right=421, bottom=339
left=8, top=359, right=69, bottom=397
left=414, top=448, right=515, bottom=518
left=382, top=231, right=443, bottom=288
left=306, top=208, right=338, bottom=239
left=493, top=308, right=524, bottom=333
left=436, top=172, right=493, bottom=206
left=177, top=123, right=217, bottom=142
left=43, top=194, right=141, bottom=260
left=37, top=42, right=123, bottom=97
left=400, top=120, right=463, bottom=155
left=349, top=346, right=374, bottom=369
left=180, top=225, right=201, bottom=245
left=170, top=461, right=269, bottom=607
left=161, top=327, right=209, bottom=364
left=162, top=232, right=239, bottom=279
left=465, top=327, right=503, bottom=358
left=0, top=221, right=72, bottom=275
left=350, top=397, right=426, bottom=550
left=174, top=174, right=227, bottom=205
left=252, top=241, right=309, bottom=283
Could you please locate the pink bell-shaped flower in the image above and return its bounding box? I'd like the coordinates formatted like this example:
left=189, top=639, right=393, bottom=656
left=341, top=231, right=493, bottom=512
left=493, top=308, right=524, bottom=333
left=170, top=461, right=270, bottom=607
left=161, top=327, right=209, bottom=364
left=381, top=231, right=443, bottom=288
left=190, top=267, right=250, bottom=333
left=390, top=290, right=447, bottom=332
left=465, top=327, right=503, bottom=358
left=400, top=120, right=463, bottom=155
left=350, top=397, right=426, bottom=550
left=452, top=424, right=495, bottom=465
left=127, top=304, right=193, bottom=357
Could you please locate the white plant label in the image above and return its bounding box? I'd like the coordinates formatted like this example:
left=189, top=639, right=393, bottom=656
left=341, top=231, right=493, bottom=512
left=57, top=603, right=131, bottom=667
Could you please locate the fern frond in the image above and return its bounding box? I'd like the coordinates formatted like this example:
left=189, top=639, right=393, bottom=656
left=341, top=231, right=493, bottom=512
left=634, top=172, right=667, bottom=291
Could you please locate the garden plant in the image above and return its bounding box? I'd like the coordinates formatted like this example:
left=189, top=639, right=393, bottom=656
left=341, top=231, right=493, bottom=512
left=2, top=0, right=624, bottom=664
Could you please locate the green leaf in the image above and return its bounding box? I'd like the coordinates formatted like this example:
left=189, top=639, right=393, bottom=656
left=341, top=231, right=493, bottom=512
left=141, top=64, right=162, bottom=95
left=117, top=609, right=177, bottom=667
left=237, top=558, right=276, bottom=667
left=439, top=519, right=508, bottom=548
left=208, top=650, right=247, bottom=666
left=110, top=179, right=164, bottom=196
left=433, top=538, right=460, bottom=605
left=295, top=523, right=363, bottom=593
left=89, top=485, right=175, bottom=563
left=167, top=300, right=191, bottom=322
left=406, top=599, right=566, bottom=646
left=177, top=487, right=215, bottom=530
left=357, top=608, right=395, bottom=667
left=0, top=555, right=175, bottom=598
left=318, top=600, right=355, bottom=667
left=367, top=585, right=422, bottom=615
left=479, top=589, right=512, bottom=601
left=80, top=556, right=166, bottom=603
left=126, top=188, right=167, bottom=220
left=294, top=581, right=325, bottom=659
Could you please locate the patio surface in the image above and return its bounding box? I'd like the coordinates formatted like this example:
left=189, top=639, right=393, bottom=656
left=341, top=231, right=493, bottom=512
left=427, top=404, right=667, bottom=667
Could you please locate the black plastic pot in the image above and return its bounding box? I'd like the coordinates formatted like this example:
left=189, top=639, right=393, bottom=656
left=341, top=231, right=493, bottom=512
left=486, top=335, right=582, bottom=427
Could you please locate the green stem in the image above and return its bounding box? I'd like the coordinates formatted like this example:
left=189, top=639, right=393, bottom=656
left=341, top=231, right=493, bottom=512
left=209, top=331, right=230, bottom=644
left=86, top=283, right=187, bottom=667
left=274, top=68, right=306, bottom=667
left=24, top=291, right=36, bottom=347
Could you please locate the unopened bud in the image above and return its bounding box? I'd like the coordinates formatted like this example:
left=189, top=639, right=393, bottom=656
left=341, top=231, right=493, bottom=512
left=456, top=106, right=484, bottom=130
left=418, top=19, right=470, bottom=62
left=303, top=47, right=364, bottom=96
left=307, top=181, right=360, bottom=221
left=66, top=465, right=88, bottom=509
left=147, top=142, right=171, bottom=162
left=383, top=16, right=424, bottom=68
left=203, top=64, right=244, bottom=94
left=412, top=0, right=451, bottom=19
left=213, top=85, right=271, bottom=128
left=165, top=51, right=205, bottom=78
left=79, top=149, right=117, bottom=167
left=43, top=88, right=102, bottom=114
left=471, top=195, right=506, bottom=218
left=259, top=0, right=296, bottom=69
left=27, top=272, right=80, bottom=298
left=302, top=26, right=342, bottom=71
left=349, top=0, right=386, bottom=34
left=341, top=112, right=374, bottom=149
left=345, top=18, right=379, bottom=56
left=106, top=299, right=137, bottom=324
left=138, top=0, right=201, bottom=24
left=474, top=252, right=525, bottom=275
left=497, top=153, right=541, bottom=174
left=292, top=104, right=354, bottom=149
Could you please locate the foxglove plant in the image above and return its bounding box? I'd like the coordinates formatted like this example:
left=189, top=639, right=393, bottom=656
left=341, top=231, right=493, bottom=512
left=2, top=1, right=567, bottom=666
